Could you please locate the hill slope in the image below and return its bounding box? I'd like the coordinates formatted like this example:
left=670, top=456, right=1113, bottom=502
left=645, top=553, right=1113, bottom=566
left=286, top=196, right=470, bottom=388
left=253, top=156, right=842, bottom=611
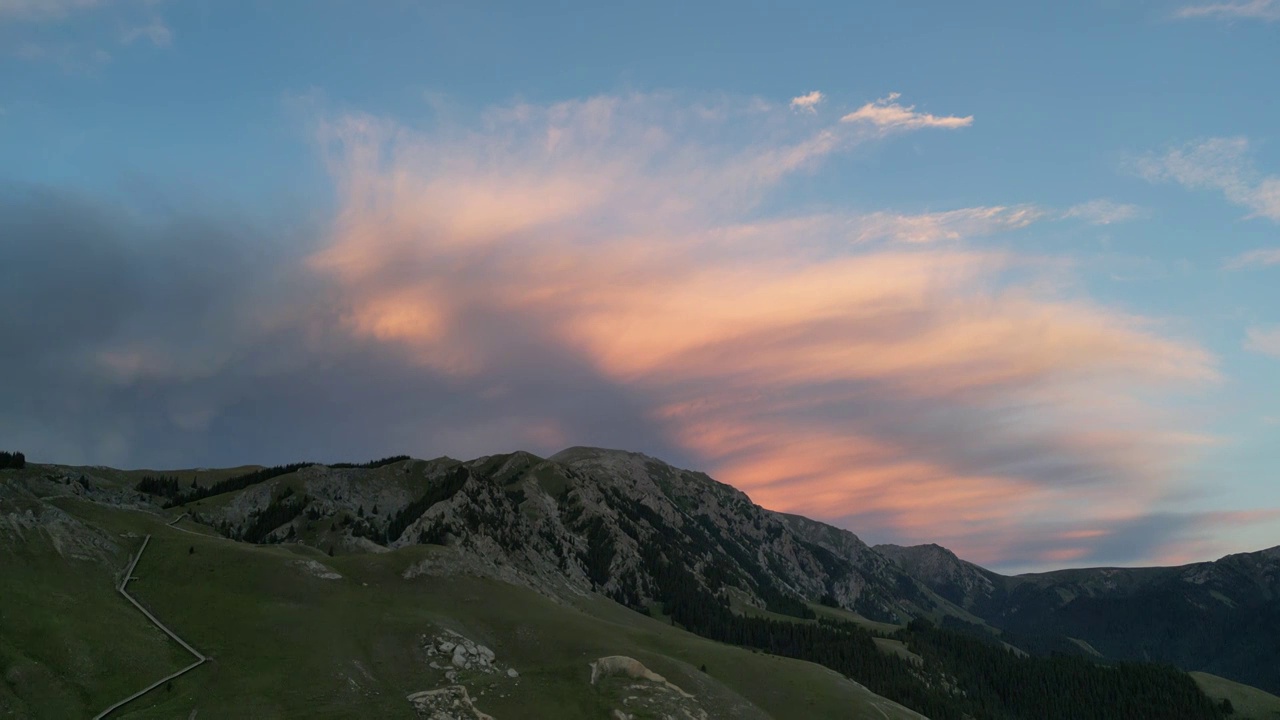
left=0, top=467, right=926, bottom=719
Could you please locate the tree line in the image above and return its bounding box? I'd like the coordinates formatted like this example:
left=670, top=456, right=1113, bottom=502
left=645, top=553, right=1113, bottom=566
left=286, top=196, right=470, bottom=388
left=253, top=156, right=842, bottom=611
left=0, top=451, right=25, bottom=469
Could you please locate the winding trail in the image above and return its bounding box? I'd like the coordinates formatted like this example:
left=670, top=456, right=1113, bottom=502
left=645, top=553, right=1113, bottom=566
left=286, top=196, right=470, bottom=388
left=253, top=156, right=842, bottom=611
left=93, top=526, right=207, bottom=719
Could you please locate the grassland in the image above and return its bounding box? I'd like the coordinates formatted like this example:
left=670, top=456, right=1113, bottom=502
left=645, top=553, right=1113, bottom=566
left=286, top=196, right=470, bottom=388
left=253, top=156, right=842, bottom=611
left=1193, top=671, right=1280, bottom=719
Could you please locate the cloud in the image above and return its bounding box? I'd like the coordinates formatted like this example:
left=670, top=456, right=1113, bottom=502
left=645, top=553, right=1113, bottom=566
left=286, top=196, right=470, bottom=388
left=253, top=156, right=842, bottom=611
left=122, top=16, right=171, bottom=47
left=840, top=92, right=973, bottom=131
left=1136, top=137, right=1280, bottom=222
left=0, top=90, right=1237, bottom=570
left=845, top=200, right=1138, bottom=245
left=1061, top=199, right=1143, bottom=225
left=1224, top=247, right=1280, bottom=269
left=308, top=92, right=1219, bottom=569
left=1176, top=0, right=1280, bottom=21
left=849, top=206, right=1044, bottom=244
left=0, top=0, right=103, bottom=21
left=789, top=90, right=823, bottom=113
left=1245, top=326, right=1280, bottom=358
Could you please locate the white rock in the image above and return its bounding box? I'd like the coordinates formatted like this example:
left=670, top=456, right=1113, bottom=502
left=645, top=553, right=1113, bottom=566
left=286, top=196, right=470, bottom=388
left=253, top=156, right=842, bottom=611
left=438, top=641, right=456, bottom=653
left=506, top=668, right=519, bottom=678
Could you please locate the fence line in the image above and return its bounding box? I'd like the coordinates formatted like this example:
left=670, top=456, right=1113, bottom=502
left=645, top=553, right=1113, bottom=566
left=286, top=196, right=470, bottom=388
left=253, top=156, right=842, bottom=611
left=93, top=529, right=207, bottom=719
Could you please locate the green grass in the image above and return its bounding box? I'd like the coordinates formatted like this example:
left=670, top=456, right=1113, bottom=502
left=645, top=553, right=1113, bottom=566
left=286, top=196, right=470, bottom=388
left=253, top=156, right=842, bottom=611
left=1193, top=671, right=1280, bottom=719
left=0, top=523, right=191, bottom=717
left=6, top=498, right=927, bottom=719
left=809, top=602, right=904, bottom=635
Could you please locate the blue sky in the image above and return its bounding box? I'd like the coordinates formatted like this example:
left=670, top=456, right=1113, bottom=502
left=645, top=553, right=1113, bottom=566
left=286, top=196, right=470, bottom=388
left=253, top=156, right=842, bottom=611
left=2, top=0, right=1277, bottom=572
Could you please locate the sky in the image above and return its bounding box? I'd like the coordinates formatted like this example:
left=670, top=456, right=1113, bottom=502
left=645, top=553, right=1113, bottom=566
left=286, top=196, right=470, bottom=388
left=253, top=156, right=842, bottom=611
left=2, top=0, right=1278, bottom=573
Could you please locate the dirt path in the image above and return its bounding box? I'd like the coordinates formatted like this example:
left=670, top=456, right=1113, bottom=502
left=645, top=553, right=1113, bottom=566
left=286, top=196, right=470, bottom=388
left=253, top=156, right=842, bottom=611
left=93, top=531, right=207, bottom=719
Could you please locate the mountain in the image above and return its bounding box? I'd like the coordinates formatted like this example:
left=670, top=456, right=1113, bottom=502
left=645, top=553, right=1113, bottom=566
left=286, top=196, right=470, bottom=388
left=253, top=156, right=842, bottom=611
left=177, top=446, right=960, bottom=624
left=877, top=542, right=1280, bottom=694
left=3, top=446, right=1274, bottom=719
left=0, top=456, right=931, bottom=720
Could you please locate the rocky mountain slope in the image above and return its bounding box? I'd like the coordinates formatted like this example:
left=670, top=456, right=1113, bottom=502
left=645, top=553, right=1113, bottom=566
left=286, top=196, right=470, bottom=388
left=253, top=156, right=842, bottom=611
left=173, top=446, right=963, bottom=626
left=877, top=542, right=1280, bottom=694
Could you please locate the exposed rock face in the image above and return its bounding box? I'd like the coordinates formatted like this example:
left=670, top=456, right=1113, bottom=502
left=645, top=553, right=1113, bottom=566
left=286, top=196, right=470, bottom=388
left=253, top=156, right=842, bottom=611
left=874, top=543, right=999, bottom=611
left=181, top=447, right=957, bottom=623
left=0, top=472, right=121, bottom=562
left=589, top=655, right=707, bottom=720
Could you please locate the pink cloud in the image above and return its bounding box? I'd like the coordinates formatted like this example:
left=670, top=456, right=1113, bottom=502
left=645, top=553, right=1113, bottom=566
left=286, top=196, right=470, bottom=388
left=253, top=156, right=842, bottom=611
left=790, top=90, right=824, bottom=113
left=840, top=93, right=973, bottom=131
left=308, top=92, right=1220, bottom=567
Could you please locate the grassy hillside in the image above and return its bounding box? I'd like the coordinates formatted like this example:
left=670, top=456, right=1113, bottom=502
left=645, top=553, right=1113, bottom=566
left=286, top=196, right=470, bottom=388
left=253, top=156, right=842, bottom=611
left=1193, top=672, right=1280, bottom=720
left=3, top=489, right=924, bottom=719
left=0, top=520, right=191, bottom=717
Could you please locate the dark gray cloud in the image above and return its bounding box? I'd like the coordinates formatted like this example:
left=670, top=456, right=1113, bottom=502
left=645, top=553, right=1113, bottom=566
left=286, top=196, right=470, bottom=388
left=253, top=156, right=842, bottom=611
left=0, top=184, right=683, bottom=469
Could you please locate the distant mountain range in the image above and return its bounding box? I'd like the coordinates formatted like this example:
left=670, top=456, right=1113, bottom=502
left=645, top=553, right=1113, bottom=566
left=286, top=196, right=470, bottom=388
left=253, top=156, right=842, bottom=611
left=876, top=540, right=1280, bottom=694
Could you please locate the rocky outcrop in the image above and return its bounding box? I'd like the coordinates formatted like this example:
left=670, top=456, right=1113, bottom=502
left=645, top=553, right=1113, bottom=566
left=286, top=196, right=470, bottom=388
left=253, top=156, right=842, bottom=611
left=293, top=558, right=342, bottom=580
left=0, top=473, right=121, bottom=563
left=589, top=656, right=690, bottom=697
left=589, top=655, right=706, bottom=720
left=406, top=686, right=494, bottom=720
left=421, top=629, right=519, bottom=685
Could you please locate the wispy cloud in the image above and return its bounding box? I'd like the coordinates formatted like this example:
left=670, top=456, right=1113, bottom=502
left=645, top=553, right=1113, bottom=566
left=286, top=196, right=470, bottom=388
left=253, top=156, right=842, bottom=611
left=1136, top=137, right=1280, bottom=222
left=309, top=92, right=1216, bottom=568
left=1061, top=199, right=1144, bottom=225
left=0, top=0, right=103, bottom=21
left=849, top=206, right=1044, bottom=244
left=846, top=200, right=1140, bottom=245
left=122, top=16, right=172, bottom=47
left=1176, top=0, right=1280, bottom=21
left=789, top=90, right=823, bottom=113
left=1245, top=326, right=1280, bottom=358
left=840, top=92, right=973, bottom=131
left=1224, top=247, right=1280, bottom=269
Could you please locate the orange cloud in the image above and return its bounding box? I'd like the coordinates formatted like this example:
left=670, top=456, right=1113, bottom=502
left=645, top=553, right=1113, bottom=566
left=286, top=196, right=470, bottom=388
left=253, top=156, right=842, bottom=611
left=309, top=92, right=1220, bottom=568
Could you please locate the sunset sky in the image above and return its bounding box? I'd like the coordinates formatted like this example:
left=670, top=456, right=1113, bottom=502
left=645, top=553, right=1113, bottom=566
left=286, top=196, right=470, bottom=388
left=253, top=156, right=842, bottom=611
left=2, top=0, right=1278, bottom=572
